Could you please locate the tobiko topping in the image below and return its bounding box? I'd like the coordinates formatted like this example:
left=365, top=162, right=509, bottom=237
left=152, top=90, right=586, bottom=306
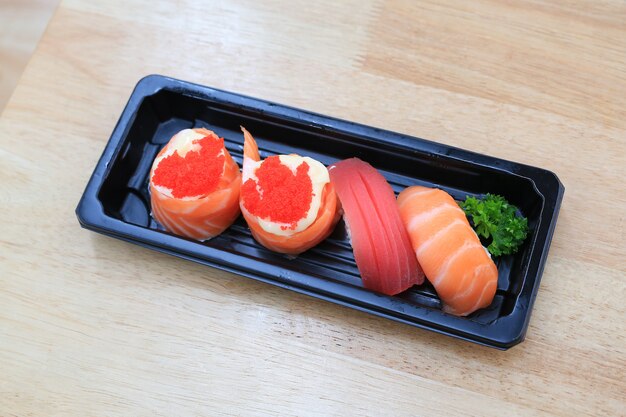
left=152, top=135, right=225, bottom=198
left=241, top=156, right=313, bottom=229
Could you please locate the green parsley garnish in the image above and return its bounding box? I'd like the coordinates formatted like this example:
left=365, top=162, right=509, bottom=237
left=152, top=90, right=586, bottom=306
left=459, top=194, right=529, bottom=257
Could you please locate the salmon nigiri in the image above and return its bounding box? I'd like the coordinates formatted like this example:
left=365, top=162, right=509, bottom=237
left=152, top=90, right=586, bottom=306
left=397, top=186, right=498, bottom=316
left=149, top=128, right=241, bottom=241
left=239, top=127, right=340, bottom=255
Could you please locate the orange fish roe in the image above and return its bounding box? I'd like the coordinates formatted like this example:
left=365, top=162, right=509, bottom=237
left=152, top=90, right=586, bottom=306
left=152, top=135, right=225, bottom=198
left=241, top=156, right=313, bottom=229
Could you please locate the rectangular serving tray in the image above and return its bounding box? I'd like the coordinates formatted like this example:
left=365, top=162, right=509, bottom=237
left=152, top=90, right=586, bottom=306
left=76, top=75, right=564, bottom=349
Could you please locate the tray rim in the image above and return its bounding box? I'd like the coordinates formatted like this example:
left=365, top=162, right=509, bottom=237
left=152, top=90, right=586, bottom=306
left=76, top=74, right=565, bottom=350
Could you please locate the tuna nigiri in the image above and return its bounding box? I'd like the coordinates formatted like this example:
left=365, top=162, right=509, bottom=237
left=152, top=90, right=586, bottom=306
left=149, top=128, right=241, bottom=241
left=239, top=127, right=340, bottom=255
left=329, top=158, right=424, bottom=295
left=397, top=186, right=498, bottom=316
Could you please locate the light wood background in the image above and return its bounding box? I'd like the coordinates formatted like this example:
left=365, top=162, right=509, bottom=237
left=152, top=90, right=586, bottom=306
left=0, top=0, right=58, bottom=113
left=1, top=0, right=625, bottom=416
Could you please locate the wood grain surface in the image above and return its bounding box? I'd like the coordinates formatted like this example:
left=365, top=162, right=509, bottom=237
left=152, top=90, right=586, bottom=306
left=1, top=0, right=625, bottom=416
left=0, top=0, right=58, bottom=113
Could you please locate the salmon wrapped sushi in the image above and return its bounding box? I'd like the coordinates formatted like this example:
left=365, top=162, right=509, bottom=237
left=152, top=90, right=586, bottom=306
left=149, top=128, right=241, bottom=241
left=397, top=186, right=498, bottom=316
left=239, top=127, right=340, bottom=255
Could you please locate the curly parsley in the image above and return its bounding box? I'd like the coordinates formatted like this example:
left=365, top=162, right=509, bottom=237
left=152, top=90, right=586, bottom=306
left=459, top=194, right=529, bottom=256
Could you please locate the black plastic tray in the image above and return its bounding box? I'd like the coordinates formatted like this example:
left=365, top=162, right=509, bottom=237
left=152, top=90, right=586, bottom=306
left=76, top=75, right=564, bottom=349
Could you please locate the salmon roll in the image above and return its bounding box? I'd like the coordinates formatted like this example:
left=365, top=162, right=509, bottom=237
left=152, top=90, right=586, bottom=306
left=239, top=127, right=340, bottom=255
left=149, top=128, right=241, bottom=241
left=397, top=186, right=498, bottom=316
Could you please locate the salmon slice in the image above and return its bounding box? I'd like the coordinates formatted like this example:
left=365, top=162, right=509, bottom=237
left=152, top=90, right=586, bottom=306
left=329, top=158, right=424, bottom=295
left=149, top=128, right=241, bottom=241
left=239, top=127, right=340, bottom=255
left=397, top=186, right=498, bottom=316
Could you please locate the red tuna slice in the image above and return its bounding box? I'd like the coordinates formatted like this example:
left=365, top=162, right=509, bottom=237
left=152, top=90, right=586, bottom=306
left=328, top=158, right=424, bottom=295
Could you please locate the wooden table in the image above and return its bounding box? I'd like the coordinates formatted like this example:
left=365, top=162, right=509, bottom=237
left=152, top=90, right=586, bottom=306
left=1, top=1, right=624, bottom=415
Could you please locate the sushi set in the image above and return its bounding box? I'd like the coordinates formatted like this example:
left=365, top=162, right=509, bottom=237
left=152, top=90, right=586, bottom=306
left=76, top=75, right=564, bottom=349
